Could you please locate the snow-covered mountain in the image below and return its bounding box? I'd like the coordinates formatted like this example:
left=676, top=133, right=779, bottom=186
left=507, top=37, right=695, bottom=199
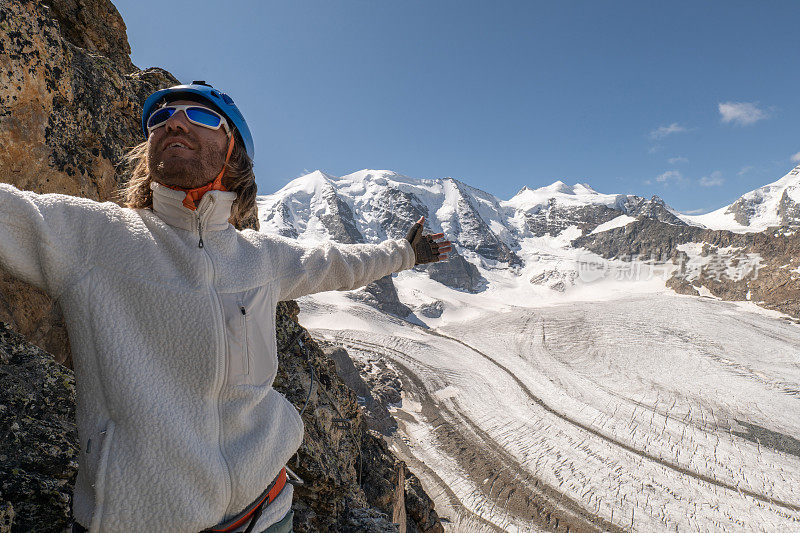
left=257, top=169, right=683, bottom=272
left=682, top=164, right=800, bottom=232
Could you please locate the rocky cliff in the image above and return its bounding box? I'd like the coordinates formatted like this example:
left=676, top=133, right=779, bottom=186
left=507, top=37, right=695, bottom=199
left=575, top=219, right=800, bottom=320
left=0, top=1, right=441, bottom=531
left=0, top=0, right=175, bottom=366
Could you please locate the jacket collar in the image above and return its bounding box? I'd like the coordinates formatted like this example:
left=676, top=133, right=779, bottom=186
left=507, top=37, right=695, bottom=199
left=150, top=181, right=237, bottom=232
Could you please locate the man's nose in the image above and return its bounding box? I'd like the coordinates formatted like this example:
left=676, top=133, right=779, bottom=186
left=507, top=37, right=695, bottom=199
left=164, top=109, right=190, bottom=133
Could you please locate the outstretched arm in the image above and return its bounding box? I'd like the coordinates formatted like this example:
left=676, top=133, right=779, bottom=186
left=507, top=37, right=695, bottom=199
left=275, top=237, right=415, bottom=302
left=0, top=183, right=91, bottom=296
left=274, top=216, right=451, bottom=302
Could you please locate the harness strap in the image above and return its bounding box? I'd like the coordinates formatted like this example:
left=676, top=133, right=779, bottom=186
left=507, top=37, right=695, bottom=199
left=201, top=467, right=287, bottom=533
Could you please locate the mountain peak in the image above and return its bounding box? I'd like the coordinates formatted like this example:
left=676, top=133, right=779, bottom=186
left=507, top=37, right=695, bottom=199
left=681, top=164, right=800, bottom=231
left=344, top=169, right=400, bottom=181
left=545, top=180, right=570, bottom=193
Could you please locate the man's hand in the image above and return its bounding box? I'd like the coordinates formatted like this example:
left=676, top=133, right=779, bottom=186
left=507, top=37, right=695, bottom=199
left=405, top=216, right=452, bottom=265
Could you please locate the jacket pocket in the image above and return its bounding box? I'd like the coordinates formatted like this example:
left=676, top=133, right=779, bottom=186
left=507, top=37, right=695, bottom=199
left=221, top=288, right=276, bottom=387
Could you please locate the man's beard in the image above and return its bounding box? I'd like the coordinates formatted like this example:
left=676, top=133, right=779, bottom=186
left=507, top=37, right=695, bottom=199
left=148, top=138, right=224, bottom=189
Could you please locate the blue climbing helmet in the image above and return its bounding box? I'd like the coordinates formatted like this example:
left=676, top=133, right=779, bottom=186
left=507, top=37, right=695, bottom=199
left=141, top=81, right=255, bottom=160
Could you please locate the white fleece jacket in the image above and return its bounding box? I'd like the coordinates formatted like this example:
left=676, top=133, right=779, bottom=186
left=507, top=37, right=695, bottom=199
left=0, top=181, right=416, bottom=532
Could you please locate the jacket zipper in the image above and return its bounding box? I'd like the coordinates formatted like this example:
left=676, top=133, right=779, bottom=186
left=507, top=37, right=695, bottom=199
left=196, top=196, right=234, bottom=512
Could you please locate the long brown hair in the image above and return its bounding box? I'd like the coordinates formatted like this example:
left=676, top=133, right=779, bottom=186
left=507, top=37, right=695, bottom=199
left=120, top=130, right=259, bottom=230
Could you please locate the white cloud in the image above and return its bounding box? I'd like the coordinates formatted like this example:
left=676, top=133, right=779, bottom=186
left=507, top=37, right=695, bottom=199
left=699, top=171, right=724, bottom=187
left=650, top=123, right=687, bottom=140
left=718, top=102, right=768, bottom=126
left=791, top=152, right=800, bottom=163
left=737, top=166, right=754, bottom=176
left=668, top=156, right=688, bottom=165
left=655, top=170, right=683, bottom=183
left=681, top=208, right=709, bottom=215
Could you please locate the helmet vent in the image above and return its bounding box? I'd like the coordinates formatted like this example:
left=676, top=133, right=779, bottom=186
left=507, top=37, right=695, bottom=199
left=191, top=80, right=212, bottom=87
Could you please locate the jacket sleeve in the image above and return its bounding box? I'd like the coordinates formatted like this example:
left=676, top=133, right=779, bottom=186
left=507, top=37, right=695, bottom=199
left=0, top=183, right=93, bottom=297
left=274, top=236, right=416, bottom=302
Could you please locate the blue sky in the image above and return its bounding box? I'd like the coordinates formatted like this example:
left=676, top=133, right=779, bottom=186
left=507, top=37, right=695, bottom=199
left=115, top=0, right=800, bottom=213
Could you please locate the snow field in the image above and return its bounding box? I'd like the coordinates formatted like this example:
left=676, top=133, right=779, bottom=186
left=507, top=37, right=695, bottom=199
left=301, top=292, right=800, bottom=532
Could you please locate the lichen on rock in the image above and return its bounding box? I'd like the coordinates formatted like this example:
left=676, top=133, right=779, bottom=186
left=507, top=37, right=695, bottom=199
left=0, top=322, right=78, bottom=533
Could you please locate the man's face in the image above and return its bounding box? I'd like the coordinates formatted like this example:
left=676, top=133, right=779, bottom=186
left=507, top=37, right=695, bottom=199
left=147, top=99, right=229, bottom=189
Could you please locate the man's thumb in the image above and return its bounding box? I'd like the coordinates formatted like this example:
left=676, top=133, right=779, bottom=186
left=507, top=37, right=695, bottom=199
left=405, top=221, right=422, bottom=243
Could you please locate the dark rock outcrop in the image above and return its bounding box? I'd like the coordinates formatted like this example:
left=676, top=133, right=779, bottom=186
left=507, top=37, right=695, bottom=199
left=317, top=339, right=402, bottom=435
left=373, top=186, right=429, bottom=241
left=520, top=202, right=620, bottom=237
left=348, top=275, right=412, bottom=318
left=447, top=180, right=522, bottom=266
left=665, top=276, right=700, bottom=296
left=530, top=269, right=578, bottom=292
left=523, top=194, right=686, bottom=237
left=777, top=188, right=800, bottom=227
left=275, top=303, right=442, bottom=531
left=417, top=301, right=444, bottom=319
left=0, top=322, right=78, bottom=533
left=573, top=217, right=702, bottom=262
left=320, top=184, right=366, bottom=244
left=621, top=195, right=686, bottom=226
left=417, top=247, right=485, bottom=293
left=517, top=193, right=686, bottom=238
left=576, top=218, right=800, bottom=319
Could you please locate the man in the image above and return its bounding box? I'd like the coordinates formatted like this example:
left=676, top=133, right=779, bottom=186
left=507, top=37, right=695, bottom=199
left=0, top=81, right=450, bottom=532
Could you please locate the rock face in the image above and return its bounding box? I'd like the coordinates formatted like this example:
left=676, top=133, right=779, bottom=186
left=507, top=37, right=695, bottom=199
left=520, top=201, right=621, bottom=236
left=530, top=269, right=578, bottom=292
left=317, top=339, right=403, bottom=436
left=0, top=1, right=442, bottom=531
left=576, top=219, right=800, bottom=320
left=445, top=179, right=523, bottom=266
left=573, top=217, right=702, bottom=262
left=348, top=275, right=412, bottom=318
left=0, top=0, right=176, bottom=365
left=274, top=303, right=442, bottom=532
left=417, top=301, right=444, bottom=319
left=372, top=186, right=429, bottom=241
left=320, top=183, right=367, bottom=244
left=417, top=248, right=485, bottom=293
left=509, top=180, right=687, bottom=239
left=0, top=322, right=79, bottom=533
left=622, top=195, right=686, bottom=226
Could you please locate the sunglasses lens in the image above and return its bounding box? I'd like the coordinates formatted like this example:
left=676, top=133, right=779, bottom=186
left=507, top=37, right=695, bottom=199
left=186, top=107, right=222, bottom=128
left=147, top=107, right=174, bottom=130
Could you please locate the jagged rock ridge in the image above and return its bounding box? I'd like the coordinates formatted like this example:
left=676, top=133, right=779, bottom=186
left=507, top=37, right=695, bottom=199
left=575, top=219, right=800, bottom=320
